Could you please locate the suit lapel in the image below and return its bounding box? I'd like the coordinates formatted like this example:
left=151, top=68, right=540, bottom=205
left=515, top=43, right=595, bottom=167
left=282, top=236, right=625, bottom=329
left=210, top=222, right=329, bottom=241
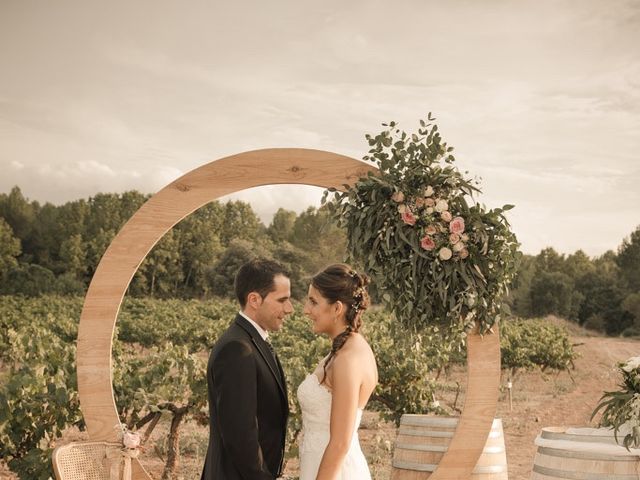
left=235, top=316, right=288, bottom=402
left=272, top=347, right=289, bottom=407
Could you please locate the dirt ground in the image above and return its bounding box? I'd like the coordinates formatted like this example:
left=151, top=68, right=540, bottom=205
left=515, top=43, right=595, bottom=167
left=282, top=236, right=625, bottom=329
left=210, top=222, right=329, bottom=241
left=496, top=331, right=639, bottom=480
left=2, top=321, right=638, bottom=480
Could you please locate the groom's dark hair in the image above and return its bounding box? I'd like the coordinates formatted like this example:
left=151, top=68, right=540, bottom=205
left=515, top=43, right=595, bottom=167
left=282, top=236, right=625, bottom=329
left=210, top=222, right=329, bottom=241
left=235, top=258, right=290, bottom=308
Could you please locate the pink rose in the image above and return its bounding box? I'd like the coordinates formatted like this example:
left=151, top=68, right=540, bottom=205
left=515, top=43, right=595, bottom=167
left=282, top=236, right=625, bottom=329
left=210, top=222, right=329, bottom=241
left=420, top=235, right=436, bottom=251
left=415, top=197, right=426, bottom=208
left=401, top=209, right=416, bottom=226
left=123, top=431, right=141, bottom=449
left=449, top=233, right=460, bottom=244
left=459, top=248, right=469, bottom=259
left=425, top=225, right=437, bottom=235
left=449, top=217, right=465, bottom=234
left=424, top=197, right=435, bottom=207
left=439, top=247, right=453, bottom=260
left=441, top=211, right=452, bottom=222
left=391, top=191, right=405, bottom=203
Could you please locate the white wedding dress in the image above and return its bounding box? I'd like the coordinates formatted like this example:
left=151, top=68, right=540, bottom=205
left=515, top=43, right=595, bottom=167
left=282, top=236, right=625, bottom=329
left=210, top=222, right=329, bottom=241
left=296, top=374, right=371, bottom=480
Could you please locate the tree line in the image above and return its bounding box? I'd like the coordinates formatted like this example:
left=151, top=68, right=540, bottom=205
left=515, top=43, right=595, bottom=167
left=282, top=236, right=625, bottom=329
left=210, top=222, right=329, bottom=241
left=0, top=186, right=346, bottom=300
left=506, top=238, right=640, bottom=336
left=0, top=185, right=639, bottom=335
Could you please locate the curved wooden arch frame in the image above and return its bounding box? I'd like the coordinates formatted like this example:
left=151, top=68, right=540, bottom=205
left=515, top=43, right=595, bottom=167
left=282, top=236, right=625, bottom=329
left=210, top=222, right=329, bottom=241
left=77, top=148, right=500, bottom=480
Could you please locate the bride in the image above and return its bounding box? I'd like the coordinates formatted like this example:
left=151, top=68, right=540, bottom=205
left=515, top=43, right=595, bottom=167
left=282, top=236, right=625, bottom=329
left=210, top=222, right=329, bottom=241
left=297, top=264, right=378, bottom=480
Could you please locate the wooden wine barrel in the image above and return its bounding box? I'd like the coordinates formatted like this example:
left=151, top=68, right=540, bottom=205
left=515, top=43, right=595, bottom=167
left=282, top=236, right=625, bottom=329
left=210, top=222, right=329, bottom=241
left=531, top=427, right=640, bottom=480
left=391, top=415, right=508, bottom=480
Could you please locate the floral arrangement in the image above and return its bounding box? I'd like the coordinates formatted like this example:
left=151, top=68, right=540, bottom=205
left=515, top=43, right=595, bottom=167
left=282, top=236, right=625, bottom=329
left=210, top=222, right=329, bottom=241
left=591, top=356, right=640, bottom=449
left=324, top=116, right=520, bottom=333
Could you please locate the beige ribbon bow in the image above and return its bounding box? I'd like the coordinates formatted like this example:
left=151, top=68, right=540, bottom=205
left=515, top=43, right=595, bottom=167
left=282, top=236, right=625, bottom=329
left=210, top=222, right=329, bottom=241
left=105, top=447, right=140, bottom=480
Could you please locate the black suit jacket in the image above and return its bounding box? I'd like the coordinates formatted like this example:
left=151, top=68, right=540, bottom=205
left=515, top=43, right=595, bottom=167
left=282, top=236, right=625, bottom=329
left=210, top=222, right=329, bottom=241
left=201, top=314, right=289, bottom=480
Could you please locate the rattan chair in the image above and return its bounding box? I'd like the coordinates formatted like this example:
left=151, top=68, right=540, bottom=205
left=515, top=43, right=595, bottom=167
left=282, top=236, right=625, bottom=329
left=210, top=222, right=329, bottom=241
left=52, top=441, right=124, bottom=480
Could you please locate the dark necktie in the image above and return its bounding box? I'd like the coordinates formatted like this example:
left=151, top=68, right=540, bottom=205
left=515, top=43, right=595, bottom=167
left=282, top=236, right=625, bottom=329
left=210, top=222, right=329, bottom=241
left=265, top=339, right=277, bottom=361
left=265, top=339, right=283, bottom=380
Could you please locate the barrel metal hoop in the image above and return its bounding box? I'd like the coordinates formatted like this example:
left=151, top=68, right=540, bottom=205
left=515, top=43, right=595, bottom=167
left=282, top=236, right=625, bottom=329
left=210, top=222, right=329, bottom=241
left=394, top=443, right=505, bottom=454
left=482, top=445, right=506, bottom=454
left=541, top=431, right=626, bottom=445
left=398, top=429, right=454, bottom=438
left=532, top=464, right=640, bottom=480
left=473, top=465, right=508, bottom=474
left=400, top=415, right=503, bottom=429
left=400, top=416, right=459, bottom=428
left=392, top=460, right=437, bottom=472
left=393, top=459, right=506, bottom=474
left=395, top=443, right=447, bottom=453
left=537, top=446, right=639, bottom=462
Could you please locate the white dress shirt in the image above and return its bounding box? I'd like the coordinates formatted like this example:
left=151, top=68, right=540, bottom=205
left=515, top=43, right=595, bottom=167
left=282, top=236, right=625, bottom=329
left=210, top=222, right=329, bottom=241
left=239, top=311, right=269, bottom=341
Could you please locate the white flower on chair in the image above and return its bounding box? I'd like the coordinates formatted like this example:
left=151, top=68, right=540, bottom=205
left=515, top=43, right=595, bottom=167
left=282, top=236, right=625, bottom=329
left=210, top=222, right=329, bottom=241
left=123, top=431, right=141, bottom=449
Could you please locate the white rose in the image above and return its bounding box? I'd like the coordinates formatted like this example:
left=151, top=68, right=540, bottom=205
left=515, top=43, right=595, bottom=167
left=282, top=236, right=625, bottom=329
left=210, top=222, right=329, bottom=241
left=435, top=199, right=449, bottom=212
left=622, top=357, right=640, bottom=372
left=439, top=247, right=453, bottom=260
left=424, top=186, right=434, bottom=197
left=397, top=204, right=407, bottom=214
left=453, top=241, right=465, bottom=252
left=430, top=400, right=440, bottom=408
left=426, top=207, right=434, bottom=214
left=465, top=294, right=476, bottom=307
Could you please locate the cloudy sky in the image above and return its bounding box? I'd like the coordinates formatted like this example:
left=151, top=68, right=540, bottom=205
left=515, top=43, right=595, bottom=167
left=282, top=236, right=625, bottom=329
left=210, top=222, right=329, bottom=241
left=1, top=0, right=638, bottom=255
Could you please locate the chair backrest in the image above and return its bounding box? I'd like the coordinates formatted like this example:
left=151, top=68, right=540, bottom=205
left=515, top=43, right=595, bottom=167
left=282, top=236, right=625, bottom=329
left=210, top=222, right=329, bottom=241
left=52, top=441, right=123, bottom=480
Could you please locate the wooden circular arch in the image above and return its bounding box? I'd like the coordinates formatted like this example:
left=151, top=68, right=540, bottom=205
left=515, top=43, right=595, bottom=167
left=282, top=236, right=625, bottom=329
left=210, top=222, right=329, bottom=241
left=77, top=148, right=500, bottom=479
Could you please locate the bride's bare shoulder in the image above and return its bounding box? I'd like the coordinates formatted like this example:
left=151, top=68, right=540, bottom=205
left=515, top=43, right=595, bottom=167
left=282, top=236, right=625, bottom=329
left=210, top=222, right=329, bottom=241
left=335, top=333, right=375, bottom=363
left=350, top=332, right=375, bottom=353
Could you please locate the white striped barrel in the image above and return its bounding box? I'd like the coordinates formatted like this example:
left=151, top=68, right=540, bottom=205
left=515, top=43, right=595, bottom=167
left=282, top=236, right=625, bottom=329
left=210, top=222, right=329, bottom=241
left=391, top=415, right=508, bottom=480
left=531, top=427, right=640, bottom=480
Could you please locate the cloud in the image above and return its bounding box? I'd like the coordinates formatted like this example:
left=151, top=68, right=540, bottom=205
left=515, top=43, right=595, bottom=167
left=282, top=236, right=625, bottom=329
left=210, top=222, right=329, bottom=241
left=148, top=166, right=184, bottom=191
left=222, top=185, right=326, bottom=225
left=1, top=0, right=638, bottom=256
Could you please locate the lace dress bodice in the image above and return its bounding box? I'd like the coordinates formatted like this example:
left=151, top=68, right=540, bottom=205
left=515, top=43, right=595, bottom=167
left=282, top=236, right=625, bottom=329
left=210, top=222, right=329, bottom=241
left=296, top=374, right=370, bottom=479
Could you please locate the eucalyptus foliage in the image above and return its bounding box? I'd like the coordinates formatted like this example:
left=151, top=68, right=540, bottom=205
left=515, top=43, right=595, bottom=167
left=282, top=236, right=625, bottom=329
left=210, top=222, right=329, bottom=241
left=324, top=117, right=520, bottom=333
left=591, top=357, right=640, bottom=449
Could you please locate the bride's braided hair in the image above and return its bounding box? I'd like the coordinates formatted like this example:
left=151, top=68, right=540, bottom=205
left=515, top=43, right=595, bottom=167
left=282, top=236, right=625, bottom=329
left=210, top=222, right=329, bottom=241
left=312, top=264, right=370, bottom=384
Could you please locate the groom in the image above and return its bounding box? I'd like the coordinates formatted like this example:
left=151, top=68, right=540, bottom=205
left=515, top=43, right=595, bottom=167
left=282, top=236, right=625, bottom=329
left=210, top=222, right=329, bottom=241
left=201, top=258, right=293, bottom=480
